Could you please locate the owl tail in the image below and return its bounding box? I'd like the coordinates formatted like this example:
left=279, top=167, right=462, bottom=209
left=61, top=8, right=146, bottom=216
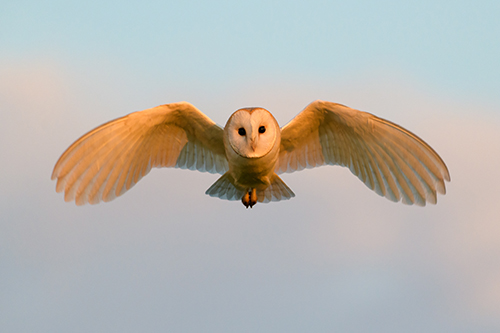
left=205, top=173, right=246, bottom=201
left=256, top=174, right=295, bottom=203
left=205, top=172, right=295, bottom=203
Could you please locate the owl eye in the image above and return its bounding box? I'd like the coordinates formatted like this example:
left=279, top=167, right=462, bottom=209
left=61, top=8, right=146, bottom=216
left=258, top=126, right=266, bottom=134
left=238, top=128, right=246, bottom=136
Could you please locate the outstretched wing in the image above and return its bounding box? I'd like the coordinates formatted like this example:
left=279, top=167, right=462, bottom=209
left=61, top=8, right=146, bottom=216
left=52, top=102, right=228, bottom=205
left=277, top=100, right=450, bottom=206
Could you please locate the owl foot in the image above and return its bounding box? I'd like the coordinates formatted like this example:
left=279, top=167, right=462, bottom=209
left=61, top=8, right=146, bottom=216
left=242, top=188, right=258, bottom=208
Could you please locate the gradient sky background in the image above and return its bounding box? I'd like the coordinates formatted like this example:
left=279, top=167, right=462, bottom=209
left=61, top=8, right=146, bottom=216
left=2, top=1, right=500, bottom=332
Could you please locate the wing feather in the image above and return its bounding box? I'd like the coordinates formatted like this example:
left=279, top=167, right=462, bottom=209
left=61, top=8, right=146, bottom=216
left=278, top=100, right=450, bottom=205
left=52, top=102, right=228, bottom=205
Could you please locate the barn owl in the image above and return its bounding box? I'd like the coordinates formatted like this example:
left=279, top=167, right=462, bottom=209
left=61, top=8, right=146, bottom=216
left=52, top=100, right=450, bottom=208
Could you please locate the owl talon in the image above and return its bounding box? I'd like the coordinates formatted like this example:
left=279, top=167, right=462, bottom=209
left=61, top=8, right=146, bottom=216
left=242, top=191, right=250, bottom=208
left=249, top=188, right=257, bottom=208
left=242, top=189, right=257, bottom=208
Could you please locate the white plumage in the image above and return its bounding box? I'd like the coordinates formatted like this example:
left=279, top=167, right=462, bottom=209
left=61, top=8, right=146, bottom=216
left=52, top=100, right=450, bottom=208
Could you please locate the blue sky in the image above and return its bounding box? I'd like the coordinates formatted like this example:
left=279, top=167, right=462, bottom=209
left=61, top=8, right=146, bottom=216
left=2, top=1, right=500, bottom=332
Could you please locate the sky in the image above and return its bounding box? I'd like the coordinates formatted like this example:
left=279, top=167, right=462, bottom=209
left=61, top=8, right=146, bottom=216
left=1, top=0, right=500, bottom=332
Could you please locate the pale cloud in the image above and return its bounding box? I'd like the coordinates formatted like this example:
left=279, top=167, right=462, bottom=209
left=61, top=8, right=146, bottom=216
left=2, top=67, right=500, bottom=331
left=0, top=59, right=75, bottom=184
left=0, top=59, right=71, bottom=110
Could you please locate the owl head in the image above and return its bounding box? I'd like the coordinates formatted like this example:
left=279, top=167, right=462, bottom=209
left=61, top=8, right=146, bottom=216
left=224, top=107, right=280, bottom=159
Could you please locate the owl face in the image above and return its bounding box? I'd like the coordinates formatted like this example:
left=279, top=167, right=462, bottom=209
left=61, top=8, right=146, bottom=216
left=225, top=108, right=279, bottom=159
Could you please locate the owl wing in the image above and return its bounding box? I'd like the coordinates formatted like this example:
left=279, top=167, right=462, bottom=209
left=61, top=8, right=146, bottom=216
left=277, top=100, right=450, bottom=206
left=52, top=102, right=228, bottom=205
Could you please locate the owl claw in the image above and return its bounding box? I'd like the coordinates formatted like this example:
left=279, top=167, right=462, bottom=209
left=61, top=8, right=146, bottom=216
left=250, top=188, right=257, bottom=207
left=242, top=188, right=258, bottom=208
left=242, top=191, right=250, bottom=208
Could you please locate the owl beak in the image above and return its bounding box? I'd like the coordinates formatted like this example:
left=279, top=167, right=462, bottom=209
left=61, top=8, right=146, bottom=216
left=249, top=136, right=257, bottom=151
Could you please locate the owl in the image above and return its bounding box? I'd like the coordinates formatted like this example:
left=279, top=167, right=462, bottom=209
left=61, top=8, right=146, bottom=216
left=52, top=100, right=450, bottom=208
